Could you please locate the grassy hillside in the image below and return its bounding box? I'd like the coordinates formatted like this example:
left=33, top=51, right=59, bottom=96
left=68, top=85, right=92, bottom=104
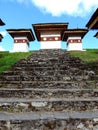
left=0, top=51, right=32, bottom=73
left=69, top=49, right=98, bottom=63
left=69, top=49, right=98, bottom=74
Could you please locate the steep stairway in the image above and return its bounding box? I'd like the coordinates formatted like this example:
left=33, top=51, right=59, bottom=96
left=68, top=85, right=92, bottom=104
left=0, top=49, right=98, bottom=130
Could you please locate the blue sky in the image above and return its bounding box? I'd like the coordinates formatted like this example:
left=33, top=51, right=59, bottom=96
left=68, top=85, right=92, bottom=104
left=0, top=0, right=98, bottom=51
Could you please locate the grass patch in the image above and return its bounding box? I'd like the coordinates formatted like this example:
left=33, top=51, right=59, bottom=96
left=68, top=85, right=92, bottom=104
left=69, top=49, right=98, bottom=63
left=69, top=49, right=98, bottom=74
left=0, top=51, right=32, bottom=73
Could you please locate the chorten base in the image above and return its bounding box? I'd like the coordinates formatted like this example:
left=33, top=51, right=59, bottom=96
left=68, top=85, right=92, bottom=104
left=10, top=43, right=29, bottom=52
left=67, top=43, right=83, bottom=51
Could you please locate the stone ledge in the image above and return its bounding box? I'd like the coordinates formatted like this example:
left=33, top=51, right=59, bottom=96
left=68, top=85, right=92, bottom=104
left=0, top=111, right=98, bottom=121
left=0, top=97, right=98, bottom=102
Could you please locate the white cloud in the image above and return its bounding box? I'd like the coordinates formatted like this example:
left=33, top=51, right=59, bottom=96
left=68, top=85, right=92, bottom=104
left=6, top=0, right=98, bottom=17
left=0, top=46, right=5, bottom=51
left=31, top=0, right=98, bottom=17
left=0, top=31, right=7, bottom=37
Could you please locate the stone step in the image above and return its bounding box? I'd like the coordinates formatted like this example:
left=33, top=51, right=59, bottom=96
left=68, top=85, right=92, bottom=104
left=0, top=75, right=90, bottom=82
left=0, top=80, right=96, bottom=89
left=2, top=69, right=74, bottom=75
left=0, top=111, right=98, bottom=120
left=13, top=59, right=84, bottom=64
left=12, top=55, right=86, bottom=65
left=11, top=66, right=67, bottom=71
left=0, top=88, right=98, bottom=98
left=28, top=54, right=81, bottom=59
left=14, top=60, right=84, bottom=68
left=2, top=69, right=90, bottom=77
left=1, top=114, right=98, bottom=130
left=0, top=112, right=98, bottom=130
left=11, top=66, right=57, bottom=71
left=1, top=97, right=98, bottom=102
left=0, top=98, right=98, bottom=113
left=0, top=72, right=78, bottom=78
left=8, top=65, right=90, bottom=74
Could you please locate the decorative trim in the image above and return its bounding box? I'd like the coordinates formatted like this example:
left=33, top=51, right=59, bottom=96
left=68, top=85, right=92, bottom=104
left=14, top=39, right=28, bottom=43
left=41, top=37, right=61, bottom=41
left=67, top=39, right=82, bottom=43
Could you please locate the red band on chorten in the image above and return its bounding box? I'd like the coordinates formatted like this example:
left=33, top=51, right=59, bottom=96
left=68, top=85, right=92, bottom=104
left=14, top=39, right=28, bottom=43
left=41, top=37, right=61, bottom=41
left=67, top=39, right=82, bottom=43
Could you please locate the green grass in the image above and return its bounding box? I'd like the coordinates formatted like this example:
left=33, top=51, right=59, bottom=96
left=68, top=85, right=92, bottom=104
left=69, top=49, right=98, bottom=63
left=69, top=49, right=98, bottom=74
left=0, top=51, right=32, bottom=73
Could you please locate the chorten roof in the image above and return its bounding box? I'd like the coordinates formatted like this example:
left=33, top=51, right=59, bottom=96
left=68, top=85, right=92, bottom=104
left=94, top=32, right=98, bottom=38
left=0, top=34, right=3, bottom=42
left=0, top=19, right=5, bottom=26
left=62, top=29, right=88, bottom=41
left=33, top=23, right=69, bottom=41
left=7, top=29, right=35, bottom=41
left=86, top=8, right=98, bottom=29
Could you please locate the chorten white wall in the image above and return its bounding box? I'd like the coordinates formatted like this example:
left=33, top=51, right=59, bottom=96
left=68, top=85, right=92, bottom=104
left=40, top=34, right=61, bottom=49
left=10, top=37, right=29, bottom=52
left=67, top=37, right=83, bottom=51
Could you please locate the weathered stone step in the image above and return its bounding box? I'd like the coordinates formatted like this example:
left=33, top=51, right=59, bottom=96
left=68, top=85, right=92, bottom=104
left=2, top=69, right=72, bottom=75
left=0, top=75, right=89, bottom=81
left=11, top=66, right=64, bottom=71
left=12, top=56, right=86, bottom=65
left=0, top=88, right=98, bottom=98
left=10, top=67, right=85, bottom=73
left=0, top=98, right=98, bottom=113
left=12, top=62, right=87, bottom=68
left=0, top=112, right=98, bottom=130
left=1, top=97, right=98, bottom=102
left=14, top=58, right=83, bottom=63
left=0, top=80, right=96, bottom=89
left=28, top=55, right=78, bottom=60
left=1, top=116, right=98, bottom=130
left=0, top=111, right=98, bottom=120
left=2, top=69, right=90, bottom=77
left=28, top=52, right=70, bottom=58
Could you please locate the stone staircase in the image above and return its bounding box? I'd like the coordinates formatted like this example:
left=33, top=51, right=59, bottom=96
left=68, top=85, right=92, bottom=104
left=0, top=49, right=98, bottom=130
